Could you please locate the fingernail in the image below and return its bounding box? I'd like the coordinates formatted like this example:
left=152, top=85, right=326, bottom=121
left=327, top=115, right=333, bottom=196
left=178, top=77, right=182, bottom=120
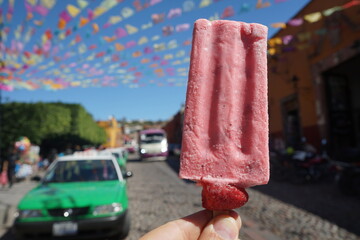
left=213, top=217, right=239, bottom=240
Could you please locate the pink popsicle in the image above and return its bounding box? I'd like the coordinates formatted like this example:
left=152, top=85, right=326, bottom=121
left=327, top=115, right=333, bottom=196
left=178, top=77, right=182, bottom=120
left=179, top=19, right=269, bottom=210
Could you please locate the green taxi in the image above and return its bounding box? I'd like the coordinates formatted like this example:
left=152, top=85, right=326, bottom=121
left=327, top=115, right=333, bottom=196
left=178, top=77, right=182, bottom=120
left=100, top=148, right=128, bottom=168
left=13, top=154, right=132, bottom=240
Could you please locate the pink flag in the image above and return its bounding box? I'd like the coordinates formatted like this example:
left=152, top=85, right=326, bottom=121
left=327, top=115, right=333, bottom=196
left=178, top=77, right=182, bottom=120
left=34, top=5, right=49, bottom=16
left=175, top=23, right=190, bottom=32
left=115, top=28, right=127, bottom=38
left=103, top=22, right=112, bottom=29
left=221, top=6, right=234, bottom=19
left=152, top=55, right=161, bottom=61
left=134, top=72, right=142, bottom=77
left=43, top=41, right=51, bottom=52
left=282, top=35, right=294, bottom=45
left=149, top=0, right=162, bottom=6
left=88, top=9, right=94, bottom=20
left=162, top=26, right=174, bottom=36
left=160, top=60, right=168, bottom=66
left=288, top=18, right=303, bottom=26
left=0, top=84, right=13, bottom=91
left=25, top=2, right=33, bottom=13
left=152, top=13, right=164, bottom=24
left=125, top=41, right=136, bottom=48
left=144, top=47, right=153, bottom=54
left=166, top=67, right=175, bottom=75
left=167, top=8, right=182, bottom=19
left=343, top=0, right=360, bottom=9
left=60, top=10, right=72, bottom=22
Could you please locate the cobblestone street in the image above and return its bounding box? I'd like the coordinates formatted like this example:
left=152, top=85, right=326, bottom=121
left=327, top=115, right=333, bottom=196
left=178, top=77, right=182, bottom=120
left=1, top=154, right=359, bottom=240
left=126, top=159, right=202, bottom=239
left=253, top=177, right=360, bottom=237
left=126, top=155, right=360, bottom=240
left=125, top=156, right=281, bottom=240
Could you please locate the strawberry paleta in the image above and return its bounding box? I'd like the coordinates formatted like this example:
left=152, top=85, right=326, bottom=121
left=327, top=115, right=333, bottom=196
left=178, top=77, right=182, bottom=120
left=180, top=19, right=269, bottom=210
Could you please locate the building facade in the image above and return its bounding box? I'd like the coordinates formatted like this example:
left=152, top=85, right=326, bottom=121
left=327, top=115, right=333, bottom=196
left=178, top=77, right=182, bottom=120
left=268, top=0, right=360, bottom=161
left=163, top=107, right=184, bottom=145
left=97, top=117, right=123, bottom=148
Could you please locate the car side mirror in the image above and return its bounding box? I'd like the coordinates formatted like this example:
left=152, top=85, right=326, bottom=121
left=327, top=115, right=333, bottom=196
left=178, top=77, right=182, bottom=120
left=124, top=171, right=133, bottom=178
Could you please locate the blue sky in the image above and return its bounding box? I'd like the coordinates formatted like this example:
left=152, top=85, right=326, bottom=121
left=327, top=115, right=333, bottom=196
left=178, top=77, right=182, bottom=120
left=1, top=0, right=311, bottom=121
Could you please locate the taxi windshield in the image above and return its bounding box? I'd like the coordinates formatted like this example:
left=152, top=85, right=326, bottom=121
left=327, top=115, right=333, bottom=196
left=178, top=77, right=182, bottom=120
left=43, top=159, right=119, bottom=183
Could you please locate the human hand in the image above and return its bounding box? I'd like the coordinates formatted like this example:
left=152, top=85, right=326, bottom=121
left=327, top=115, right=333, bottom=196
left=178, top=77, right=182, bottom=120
left=140, top=210, right=241, bottom=240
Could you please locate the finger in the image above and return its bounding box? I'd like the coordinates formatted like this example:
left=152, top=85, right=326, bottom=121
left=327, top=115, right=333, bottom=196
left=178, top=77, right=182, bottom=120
left=198, top=210, right=241, bottom=240
left=140, top=210, right=213, bottom=240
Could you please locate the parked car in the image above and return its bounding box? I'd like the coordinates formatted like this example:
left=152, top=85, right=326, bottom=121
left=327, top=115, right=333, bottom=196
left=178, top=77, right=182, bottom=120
left=168, top=144, right=181, bottom=156
left=13, top=154, right=132, bottom=240
left=99, top=148, right=128, bottom=167
left=124, top=143, right=138, bottom=154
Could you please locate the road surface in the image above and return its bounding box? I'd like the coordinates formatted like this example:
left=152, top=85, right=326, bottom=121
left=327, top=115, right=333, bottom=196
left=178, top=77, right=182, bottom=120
left=0, top=154, right=359, bottom=240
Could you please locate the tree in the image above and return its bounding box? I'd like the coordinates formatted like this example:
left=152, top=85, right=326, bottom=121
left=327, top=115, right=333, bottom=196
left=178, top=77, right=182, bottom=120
left=0, top=102, right=106, bottom=156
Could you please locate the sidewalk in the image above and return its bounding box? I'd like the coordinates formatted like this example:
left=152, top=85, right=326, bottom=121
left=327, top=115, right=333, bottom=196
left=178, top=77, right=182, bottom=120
left=0, top=179, right=38, bottom=237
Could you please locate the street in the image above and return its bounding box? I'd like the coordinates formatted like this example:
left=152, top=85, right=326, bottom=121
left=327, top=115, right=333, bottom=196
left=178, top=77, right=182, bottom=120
left=1, top=154, right=359, bottom=240
left=116, top=155, right=282, bottom=240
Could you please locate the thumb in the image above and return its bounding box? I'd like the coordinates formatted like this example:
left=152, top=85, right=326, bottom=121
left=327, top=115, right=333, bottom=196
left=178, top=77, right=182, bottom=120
left=198, top=212, right=241, bottom=240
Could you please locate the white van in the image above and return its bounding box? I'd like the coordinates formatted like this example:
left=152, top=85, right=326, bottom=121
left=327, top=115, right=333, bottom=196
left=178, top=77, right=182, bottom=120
left=138, top=129, right=168, bottom=161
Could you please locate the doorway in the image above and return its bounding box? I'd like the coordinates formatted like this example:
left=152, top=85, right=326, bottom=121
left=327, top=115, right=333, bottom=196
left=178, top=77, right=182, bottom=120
left=323, top=54, right=360, bottom=161
left=281, top=95, right=302, bottom=149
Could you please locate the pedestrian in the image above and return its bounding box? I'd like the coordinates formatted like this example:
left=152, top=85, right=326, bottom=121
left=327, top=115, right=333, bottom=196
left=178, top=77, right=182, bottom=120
left=140, top=210, right=242, bottom=240
left=7, top=145, right=18, bottom=188
left=0, top=146, right=17, bottom=188
left=0, top=161, right=8, bottom=187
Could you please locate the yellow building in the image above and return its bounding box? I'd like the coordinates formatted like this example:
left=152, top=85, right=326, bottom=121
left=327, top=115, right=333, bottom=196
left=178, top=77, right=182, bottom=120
left=268, top=0, right=360, bottom=160
left=97, top=117, right=123, bottom=148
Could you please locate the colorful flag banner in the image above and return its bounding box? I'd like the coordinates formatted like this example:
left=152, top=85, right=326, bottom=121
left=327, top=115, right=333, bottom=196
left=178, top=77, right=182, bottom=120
left=1, top=0, right=359, bottom=90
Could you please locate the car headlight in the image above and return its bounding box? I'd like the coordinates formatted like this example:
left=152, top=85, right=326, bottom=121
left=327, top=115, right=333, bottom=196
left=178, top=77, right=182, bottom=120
left=17, top=209, right=43, bottom=219
left=140, top=148, right=146, bottom=154
left=93, top=203, right=123, bottom=216
left=161, top=146, right=168, bottom=153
